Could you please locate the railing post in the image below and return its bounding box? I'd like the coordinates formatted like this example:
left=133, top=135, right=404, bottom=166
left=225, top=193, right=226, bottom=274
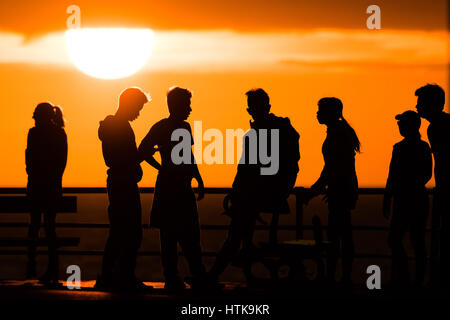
left=295, top=187, right=304, bottom=240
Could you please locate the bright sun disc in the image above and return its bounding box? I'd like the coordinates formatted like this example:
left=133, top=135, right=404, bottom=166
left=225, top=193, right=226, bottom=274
left=65, top=28, right=154, bottom=80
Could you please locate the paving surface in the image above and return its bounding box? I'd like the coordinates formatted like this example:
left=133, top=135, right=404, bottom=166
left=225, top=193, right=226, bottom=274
left=0, top=279, right=448, bottom=301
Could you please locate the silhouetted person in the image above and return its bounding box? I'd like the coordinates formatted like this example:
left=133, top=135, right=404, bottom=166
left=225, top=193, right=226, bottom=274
left=139, top=87, right=206, bottom=291
left=415, top=84, right=450, bottom=288
left=383, top=111, right=432, bottom=287
left=26, top=103, right=67, bottom=286
left=96, top=87, right=150, bottom=291
left=304, top=97, right=360, bottom=287
left=208, top=88, right=300, bottom=284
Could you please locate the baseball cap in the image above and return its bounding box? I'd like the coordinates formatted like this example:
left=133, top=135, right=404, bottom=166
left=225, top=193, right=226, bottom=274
left=395, top=110, right=421, bottom=129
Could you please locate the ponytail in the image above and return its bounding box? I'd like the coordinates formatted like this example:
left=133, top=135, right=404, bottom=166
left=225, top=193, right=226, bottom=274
left=341, top=116, right=360, bottom=153
left=53, top=106, right=65, bottom=128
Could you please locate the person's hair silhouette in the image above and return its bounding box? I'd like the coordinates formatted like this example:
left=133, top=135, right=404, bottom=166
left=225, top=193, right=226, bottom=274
left=415, top=83, right=450, bottom=288
left=415, top=84, right=445, bottom=121
left=305, top=97, right=359, bottom=287
left=316, top=97, right=360, bottom=153
left=246, top=88, right=271, bottom=122
left=383, top=110, right=432, bottom=287
left=26, top=102, right=67, bottom=286
left=116, top=87, right=150, bottom=121
left=96, top=87, right=150, bottom=292
left=139, top=86, right=207, bottom=292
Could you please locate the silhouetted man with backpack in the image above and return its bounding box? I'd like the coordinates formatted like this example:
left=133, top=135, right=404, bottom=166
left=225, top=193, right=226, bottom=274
left=208, top=88, right=300, bottom=284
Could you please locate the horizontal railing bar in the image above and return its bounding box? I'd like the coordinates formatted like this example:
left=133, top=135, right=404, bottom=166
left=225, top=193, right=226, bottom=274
left=0, top=250, right=426, bottom=260
left=0, top=222, right=433, bottom=232
left=0, top=187, right=435, bottom=195
left=0, top=222, right=432, bottom=232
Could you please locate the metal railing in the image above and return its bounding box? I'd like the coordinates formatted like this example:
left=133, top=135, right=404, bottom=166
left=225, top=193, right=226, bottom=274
left=0, top=187, right=439, bottom=263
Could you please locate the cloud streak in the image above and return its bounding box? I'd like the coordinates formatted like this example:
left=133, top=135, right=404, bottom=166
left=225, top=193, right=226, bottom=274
left=0, top=29, right=447, bottom=73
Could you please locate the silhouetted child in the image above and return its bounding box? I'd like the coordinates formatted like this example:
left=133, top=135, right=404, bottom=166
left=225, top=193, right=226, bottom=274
left=305, top=97, right=360, bottom=288
left=96, top=87, right=150, bottom=291
left=139, top=87, right=206, bottom=291
left=26, top=103, right=67, bottom=286
left=383, top=110, right=432, bottom=287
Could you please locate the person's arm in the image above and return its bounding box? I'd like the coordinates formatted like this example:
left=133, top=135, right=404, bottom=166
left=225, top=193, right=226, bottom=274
left=193, top=161, right=204, bottom=200
left=422, top=143, right=433, bottom=186
left=138, top=125, right=162, bottom=171
left=25, top=129, right=34, bottom=175
left=306, top=137, right=330, bottom=204
left=383, top=147, right=397, bottom=219
left=186, top=123, right=204, bottom=200
left=310, top=164, right=328, bottom=195
left=57, top=130, right=68, bottom=176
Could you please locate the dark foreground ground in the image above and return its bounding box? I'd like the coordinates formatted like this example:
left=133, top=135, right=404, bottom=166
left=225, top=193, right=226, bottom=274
left=0, top=280, right=448, bottom=318
left=0, top=279, right=448, bottom=299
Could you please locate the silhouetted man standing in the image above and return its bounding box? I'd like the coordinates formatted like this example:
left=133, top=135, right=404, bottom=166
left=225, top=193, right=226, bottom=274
left=96, top=87, right=150, bottom=291
left=415, top=84, right=450, bottom=288
left=139, top=87, right=206, bottom=291
left=208, top=88, right=300, bottom=284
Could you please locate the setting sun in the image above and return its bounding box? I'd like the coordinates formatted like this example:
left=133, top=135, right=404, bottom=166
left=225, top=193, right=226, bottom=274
left=64, top=28, right=154, bottom=79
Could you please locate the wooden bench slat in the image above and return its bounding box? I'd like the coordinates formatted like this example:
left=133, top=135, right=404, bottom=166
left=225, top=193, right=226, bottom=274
left=0, top=196, right=77, bottom=213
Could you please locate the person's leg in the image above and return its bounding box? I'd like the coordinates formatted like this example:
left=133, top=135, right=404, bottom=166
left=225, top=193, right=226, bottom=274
left=178, top=223, right=206, bottom=280
left=118, top=184, right=143, bottom=283
left=388, top=213, right=408, bottom=286
left=341, top=210, right=354, bottom=283
left=410, top=221, right=427, bottom=285
left=27, top=208, right=41, bottom=278
left=326, top=209, right=339, bottom=281
left=439, top=196, right=449, bottom=287
left=99, top=180, right=121, bottom=283
left=43, top=209, right=58, bottom=280
left=409, top=195, right=428, bottom=286
left=160, top=227, right=181, bottom=285
left=209, top=214, right=256, bottom=281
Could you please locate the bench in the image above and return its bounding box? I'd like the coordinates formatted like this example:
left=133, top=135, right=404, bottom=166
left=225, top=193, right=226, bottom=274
left=0, top=195, right=80, bottom=277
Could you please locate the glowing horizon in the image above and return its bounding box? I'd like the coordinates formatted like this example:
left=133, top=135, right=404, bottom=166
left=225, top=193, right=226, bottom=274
left=0, top=27, right=448, bottom=188
left=0, top=29, right=447, bottom=73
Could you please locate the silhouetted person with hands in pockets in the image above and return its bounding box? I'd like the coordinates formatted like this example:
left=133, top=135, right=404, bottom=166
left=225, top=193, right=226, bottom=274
left=304, top=97, right=360, bottom=288
left=383, top=110, right=432, bottom=288
left=139, top=87, right=207, bottom=291
left=96, top=87, right=150, bottom=291
left=415, top=84, right=450, bottom=288
left=208, top=88, right=300, bottom=285
left=26, top=102, right=67, bottom=286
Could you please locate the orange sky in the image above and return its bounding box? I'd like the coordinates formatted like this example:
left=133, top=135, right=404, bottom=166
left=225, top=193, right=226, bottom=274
left=0, top=0, right=447, bottom=35
left=0, top=0, right=448, bottom=187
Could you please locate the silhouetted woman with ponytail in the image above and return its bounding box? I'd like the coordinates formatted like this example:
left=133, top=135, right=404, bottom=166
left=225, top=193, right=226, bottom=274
left=26, top=103, right=67, bottom=286
left=305, top=97, right=360, bottom=287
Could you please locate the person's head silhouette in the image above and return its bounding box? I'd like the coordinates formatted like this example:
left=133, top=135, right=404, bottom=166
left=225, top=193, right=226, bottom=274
left=33, top=103, right=54, bottom=126
left=415, top=84, right=445, bottom=121
left=167, top=87, right=192, bottom=121
left=316, top=97, right=343, bottom=125
left=33, top=102, right=65, bottom=128
left=395, top=110, right=421, bottom=139
left=317, top=97, right=360, bottom=153
left=116, top=87, right=150, bottom=121
left=246, top=88, right=271, bottom=122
